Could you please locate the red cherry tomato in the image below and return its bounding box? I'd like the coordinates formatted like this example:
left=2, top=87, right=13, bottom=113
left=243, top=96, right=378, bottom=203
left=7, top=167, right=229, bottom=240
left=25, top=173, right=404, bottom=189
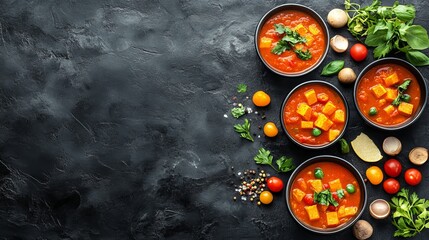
left=323, top=183, right=330, bottom=190
left=332, top=192, right=340, bottom=202
left=266, top=176, right=284, bottom=192
left=350, top=43, right=368, bottom=62
left=404, top=168, right=422, bottom=186
left=384, top=158, right=402, bottom=178
left=383, top=178, right=400, bottom=194
left=327, top=205, right=337, bottom=211
left=303, top=194, right=314, bottom=205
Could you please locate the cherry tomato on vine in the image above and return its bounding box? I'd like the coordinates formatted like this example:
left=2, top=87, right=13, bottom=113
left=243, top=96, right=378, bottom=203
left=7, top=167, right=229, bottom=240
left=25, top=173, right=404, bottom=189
left=266, top=176, right=284, bottom=192
left=404, top=168, right=422, bottom=186
left=263, top=122, right=278, bottom=137
left=303, top=194, right=314, bottom=205
left=384, top=158, right=402, bottom=178
left=252, top=91, right=271, bottom=107
left=366, top=166, right=383, bottom=185
left=350, top=43, right=368, bottom=62
left=259, top=191, right=273, bottom=204
left=383, top=178, right=400, bottom=194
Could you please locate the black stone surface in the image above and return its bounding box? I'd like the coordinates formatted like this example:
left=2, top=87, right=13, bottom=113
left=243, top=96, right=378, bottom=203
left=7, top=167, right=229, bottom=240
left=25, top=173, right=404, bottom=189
left=0, top=0, right=428, bottom=239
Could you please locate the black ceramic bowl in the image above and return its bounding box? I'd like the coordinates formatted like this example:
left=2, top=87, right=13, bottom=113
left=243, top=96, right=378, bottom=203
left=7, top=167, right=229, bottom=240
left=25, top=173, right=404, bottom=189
left=354, top=57, right=428, bottom=130
left=285, top=155, right=367, bottom=234
left=255, top=4, right=329, bottom=77
left=280, top=80, right=349, bottom=149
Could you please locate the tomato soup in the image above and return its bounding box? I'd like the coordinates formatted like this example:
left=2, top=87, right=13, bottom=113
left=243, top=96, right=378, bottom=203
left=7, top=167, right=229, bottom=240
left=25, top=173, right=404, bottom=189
left=356, top=63, right=421, bottom=126
left=283, top=83, right=347, bottom=146
left=258, top=10, right=327, bottom=74
left=289, top=162, right=361, bottom=229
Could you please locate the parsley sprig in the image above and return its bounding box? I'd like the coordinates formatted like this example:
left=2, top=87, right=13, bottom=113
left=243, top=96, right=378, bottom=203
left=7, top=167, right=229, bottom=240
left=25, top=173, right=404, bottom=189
left=271, top=24, right=312, bottom=60
left=253, top=148, right=295, bottom=172
left=234, top=118, right=253, bottom=142
left=390, top=188, right=429, bottom=238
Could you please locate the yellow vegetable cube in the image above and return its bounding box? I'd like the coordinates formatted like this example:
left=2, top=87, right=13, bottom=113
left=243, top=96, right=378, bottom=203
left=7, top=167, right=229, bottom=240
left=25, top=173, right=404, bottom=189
left=326, top=211, right=339, bottom=226
left=292, top=188, right=306, bottom=202
left=314, top=113, right=333, bottom=131
left=304, top=33, right=314, bottom=46
left=301, top=121, right=314, bottom=129
left=384, top=72, right=400, bottom=87
left=308, top=179, right=323, bottom=193
left=338, top=206, right=358, bottom=218
left=383, top=105, right=395, bottom=115
left=294, top=23, right=308, bottom=36
left=328, top=178, right=342, bottom=191
left=398, top=102, right=414, bottom=116
left=328, top=129, right=340, bottom=141
left=322, top=101, right=337, bottom=116
left=304, top=204, right=320, bottom=221
left=332, top=109, right=345, bottom=123
left=371, top=84, right=387, bottom=98
left=385, top=88, right=398, bottom=101
left=296, top=103, right=312, bottom=121
left=304, top=89, right=318, bottom=105
left=308, top=24, right=320, bottom=35
left=259, top=37, right=273, bottom=48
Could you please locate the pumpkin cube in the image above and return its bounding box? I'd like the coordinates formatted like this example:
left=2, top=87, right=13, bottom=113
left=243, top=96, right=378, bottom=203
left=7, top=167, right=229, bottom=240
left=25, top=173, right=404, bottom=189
left=398, top=102, right=414, bottom=116
left=259, top=37, right=273, bottom=48
left=308, top=24, right=320, bottom=35
left=371, top=84, right=387, bottom=98
left=292, top=188, right=306, bottom=202
left=338, top=206, right=358, bottom=218
left=383, top=105, right=395, bottom=115
left=296, top=178, right=307, bottom=191
left=314, top=113, right=333, bottom=131
left=304, top=33, right=314, bottom=46
left=304, top=204, right=320, bottom=221
left=385, top=88, right=398, bottom=101
left=301, top=121, right=314, bottom=129
left=297, top=103, right=312, bottom=121
left=328, top=129, right=340, bottom=141
left=322, top=101, right=337, bottom=116
left=326, top=211, right=339, bottom=226
left=308, top=179, right=323, bottom=193
left=332, top=109, right=345, bottom=123
left=304, top=89, right=318, bottom=105
left=294, top=23, right=308, bottom=36
left=384, top=72, right=400, bottom=87
left=328, top=178, right=342, bottom=191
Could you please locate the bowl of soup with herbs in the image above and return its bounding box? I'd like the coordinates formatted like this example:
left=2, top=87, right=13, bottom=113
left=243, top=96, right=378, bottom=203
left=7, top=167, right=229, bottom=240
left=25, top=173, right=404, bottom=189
left=354, top=58, right=428, bottom=130
left=286, top=155, right=367, bottom=234
left=255, top=4, right=329, bottom=77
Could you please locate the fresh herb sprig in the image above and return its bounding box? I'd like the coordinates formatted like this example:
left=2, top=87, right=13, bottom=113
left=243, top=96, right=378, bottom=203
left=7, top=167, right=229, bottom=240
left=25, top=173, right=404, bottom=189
left=390, top=188, right=429, bottom=238
left=237, top=83, right=247, bottom=93
left=231, top=105, right=246, bottom=118
left=253, top=148, right=295, bottom=173
left=314, top=189, right=345, bottom=207
left=392, top=79, right=411, bottom=106
left=345, top=0, right=429, bottom=66
left=234, top=118, right=254, bottom=142
left=271, top=24, right=312, bottom=60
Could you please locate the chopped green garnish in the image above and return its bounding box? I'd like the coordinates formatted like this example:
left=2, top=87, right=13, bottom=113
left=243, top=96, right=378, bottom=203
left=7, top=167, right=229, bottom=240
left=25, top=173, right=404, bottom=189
left=271, top=24, right=312, bottom=60
left=234, top=118, right=254, bottom=142
left=231, top=105, right=245, bottom=118
left=237, top=83, right=247, bottom=93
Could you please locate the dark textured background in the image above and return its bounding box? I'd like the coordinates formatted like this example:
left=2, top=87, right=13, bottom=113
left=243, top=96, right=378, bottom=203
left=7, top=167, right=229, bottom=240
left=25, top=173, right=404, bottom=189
left=0, top=0, right=428, bottom=239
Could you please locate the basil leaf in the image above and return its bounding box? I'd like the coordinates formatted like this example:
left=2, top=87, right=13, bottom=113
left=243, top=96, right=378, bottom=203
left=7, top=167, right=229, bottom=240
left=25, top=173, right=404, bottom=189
left=365, top=29, right=388, bottom=47
left=393, top=4, right=416, bottom=22
left=373, top=42, right=393, bottom=58
left=404, top=25, right=429, bottom=50
left=406, top=50, right=429, bottom=66
left=321, top=60, right=344, bottom=76
left=295, top=49, right=312, bottom=60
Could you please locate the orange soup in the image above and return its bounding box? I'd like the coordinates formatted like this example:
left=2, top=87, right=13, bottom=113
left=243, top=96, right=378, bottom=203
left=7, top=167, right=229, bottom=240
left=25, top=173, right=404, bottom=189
left=283, top=83, right=346, bottom=146
left=290, top=162, right=361, bottom=229
left=258, top=10, right=327, bottom=73
left=356, top=63, right=421, bottom=126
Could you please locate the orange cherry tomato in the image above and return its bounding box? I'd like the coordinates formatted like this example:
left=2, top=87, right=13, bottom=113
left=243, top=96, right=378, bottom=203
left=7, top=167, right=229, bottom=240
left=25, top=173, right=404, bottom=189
left=259, top=191, right=273, bottom=204
left=366, top=166, right=384, bottom=185
left=263, top=122, right=278, bottom=137
left=252, top=91, right=271, bottom=107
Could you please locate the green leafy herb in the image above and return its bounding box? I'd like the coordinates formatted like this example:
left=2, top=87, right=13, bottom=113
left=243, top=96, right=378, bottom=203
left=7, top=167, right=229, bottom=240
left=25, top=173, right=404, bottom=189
left=321, top=60, right=345, bottom=76
left=271, top=24, right=311, bottom=60
left=339, top=138, right=350, bottom=154
left=314, top=190, right=342, bottom=207
left=234, top=118, right=254, bottom=142
left=231, top=105, right=246, bottom=118
left=392, top=79, right=411, bottom=106
left=237, top=83, right=247, bottom=93
left=345, top=0, right=429, bottom=66
left=390, top=188, right=429, bottom=237
left=254, top=148, right=295, bottom=173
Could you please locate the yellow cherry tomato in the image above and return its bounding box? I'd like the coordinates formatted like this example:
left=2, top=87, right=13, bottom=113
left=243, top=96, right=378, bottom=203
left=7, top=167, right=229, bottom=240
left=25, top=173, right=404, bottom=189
left=259, top=191, right=273, bottom=204
left=263, top=122, right=278, bottom=137
left=366, top=166, right=384, bottom=185
left=252, top=91, right=271, bottom=107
